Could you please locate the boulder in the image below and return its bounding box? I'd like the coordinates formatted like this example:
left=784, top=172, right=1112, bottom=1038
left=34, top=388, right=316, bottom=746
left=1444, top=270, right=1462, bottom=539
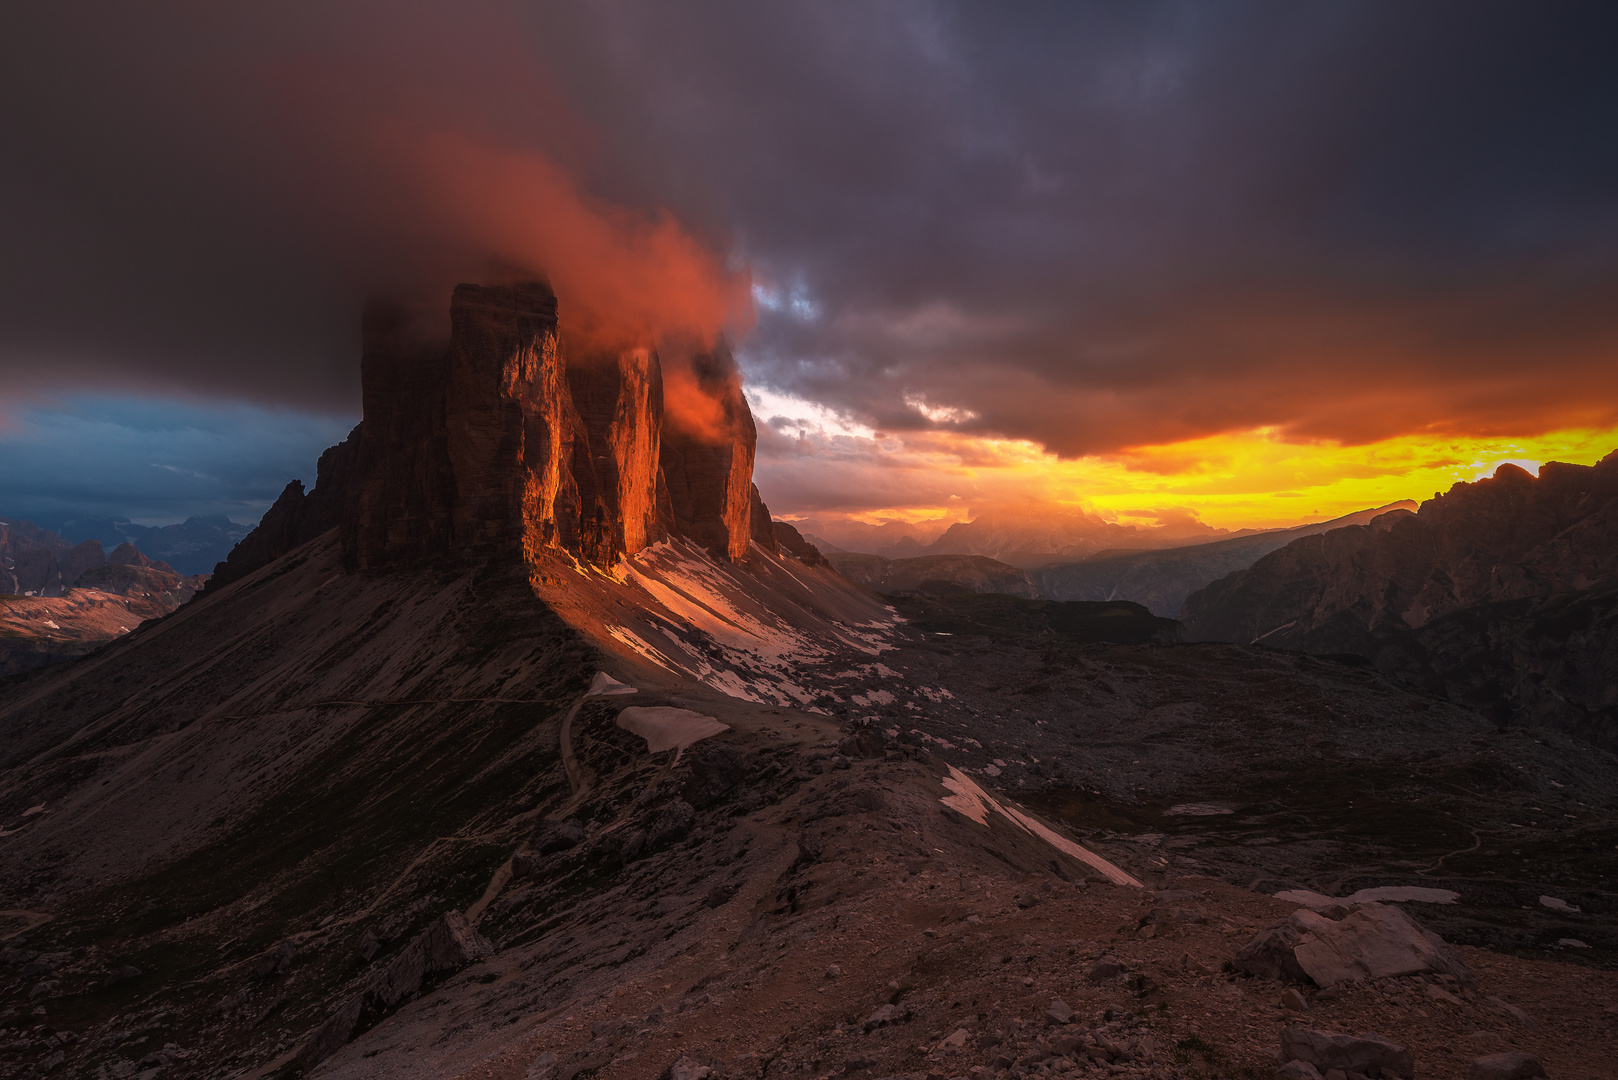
left=295, top=995, right=364, bottom=1074
left=103, top=965, right=142, bottom=988
left=663, top=1055, right=716, bottom=1080
left=247, top=940, right=296, bottom=979
left=1292, top=903, right=1471, bottom=986
left=1233, top=916, right=1313, bottom=984
left=1280, top=1028, right=1414, bottom=1079
left=530, top=818, right=587, bottom=855
left=1468, top=1053, right=1546, bottom=1080
left=1236, top=903, right=1470, bottom=986
left=1485, top=996, right=1537, bottom=1029
left=1085, top=957, right=1124, bottom=983
left=297, top=910, right=492, bottom=1072
left=646, top=800, right=697, bottom=849
left=367, top=911, right=493, bottom=1010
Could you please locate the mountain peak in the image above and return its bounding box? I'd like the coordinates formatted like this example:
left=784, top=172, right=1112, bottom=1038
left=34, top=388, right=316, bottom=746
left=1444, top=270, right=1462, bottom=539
left=211, top=281, right=782, bottom=586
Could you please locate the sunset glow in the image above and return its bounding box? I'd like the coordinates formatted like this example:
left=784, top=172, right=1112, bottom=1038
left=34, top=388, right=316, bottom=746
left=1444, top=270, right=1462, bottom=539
left=754, top=398, right=1618, bottom=534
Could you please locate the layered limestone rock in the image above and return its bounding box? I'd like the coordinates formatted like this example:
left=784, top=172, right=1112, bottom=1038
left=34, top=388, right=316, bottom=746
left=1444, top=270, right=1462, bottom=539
left=659, top=346, right=760, bottom=562
left=562, top=344, right=665, bottom=565
left=216, top=281, right=775, bottom=583
left=443, top=282, right=569, bottom=562
left=347, top=298, right=458, bottom=569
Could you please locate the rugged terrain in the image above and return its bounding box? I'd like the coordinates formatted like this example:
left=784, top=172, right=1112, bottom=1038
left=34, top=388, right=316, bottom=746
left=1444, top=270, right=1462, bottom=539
left=808, top=505, right=1414, bottom=613
left=1033, top=505, right=1416, bottom=617
left=1, top=281, right=1613, bottom=1080
left=0, top=523, right=206, bottom=676
left=1181, top=457, right=1618, bottom=748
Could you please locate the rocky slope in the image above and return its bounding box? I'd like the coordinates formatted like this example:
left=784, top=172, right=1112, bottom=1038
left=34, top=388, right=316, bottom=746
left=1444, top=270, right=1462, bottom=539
left=0, top=282, right=1613, bottom=1080
left=1180, top=456, right=1618, bottom=747
left=1035, top=503, right=1416, bottom=617
left=826, top=553, right=1040, bottom=599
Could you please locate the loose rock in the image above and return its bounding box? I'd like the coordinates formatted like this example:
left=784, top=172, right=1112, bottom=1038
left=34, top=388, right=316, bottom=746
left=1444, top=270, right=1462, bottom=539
left=647, top=800, right=697, bottom=849
left=1280, top=1027, right=1414, bottom=1080
left=530, top=818, right=587, bottom=855
left=1468, top=1052, right=1546, bottom=1080
left=1085, top=957, right=1124, bottom=983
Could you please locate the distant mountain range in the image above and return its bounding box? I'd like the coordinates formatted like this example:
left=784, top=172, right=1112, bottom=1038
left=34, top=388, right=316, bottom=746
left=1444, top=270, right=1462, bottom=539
left=802, top=507, right=1258, bottom=567
left=1032, top=501, right=1417, bottom=616
left=806, top=502, right=1414, bottom=617
left=35, top=514, right=253, bottom=576
left=0, top=517, right=206, bottom=675
left=823, top=551, right=1040, bottom=598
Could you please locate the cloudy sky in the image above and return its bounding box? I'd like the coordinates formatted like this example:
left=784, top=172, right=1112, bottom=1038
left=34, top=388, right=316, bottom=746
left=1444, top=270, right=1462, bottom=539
left=2, top=2, right=1615, bottom=530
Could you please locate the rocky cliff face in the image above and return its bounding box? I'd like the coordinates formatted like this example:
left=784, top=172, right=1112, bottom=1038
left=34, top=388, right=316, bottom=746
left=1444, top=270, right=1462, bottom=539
left=563, top=345, right=665, bottom=565
left=1181, top=453, right=1618, bottom=746
left=215, top=281, right=792, bottom=585
left=658, top=345, right=761, bottom=562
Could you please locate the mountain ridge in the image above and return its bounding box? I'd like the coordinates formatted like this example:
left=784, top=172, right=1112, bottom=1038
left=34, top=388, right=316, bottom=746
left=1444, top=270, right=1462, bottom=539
left=1181, top=454, right=1618, bottom=746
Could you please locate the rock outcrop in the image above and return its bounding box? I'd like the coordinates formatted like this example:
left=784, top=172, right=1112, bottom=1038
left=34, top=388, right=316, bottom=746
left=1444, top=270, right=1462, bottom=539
left=208, top=428, right=363, bottom=588
left=1235, top=903, right=1472, bottom=987
left=771, top=519, right=827, bottom=566
left=563, top=344, right=665, bottom=565
left=659, top=345, right=760, bottom=562
left=215, top=281, right=776, bottom=584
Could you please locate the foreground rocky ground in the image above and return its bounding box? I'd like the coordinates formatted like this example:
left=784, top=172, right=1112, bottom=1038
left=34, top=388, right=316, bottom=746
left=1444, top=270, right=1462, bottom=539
left=1, top=543, right=1613, bottom=1079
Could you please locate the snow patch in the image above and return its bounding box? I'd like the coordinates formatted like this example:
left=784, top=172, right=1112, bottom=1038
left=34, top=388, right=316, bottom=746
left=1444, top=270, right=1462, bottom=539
left=586, top=672, right=638, bottom=698
left=616, top=706, right=730, bottom=753
left=939, top=767, right=1141, bottom=888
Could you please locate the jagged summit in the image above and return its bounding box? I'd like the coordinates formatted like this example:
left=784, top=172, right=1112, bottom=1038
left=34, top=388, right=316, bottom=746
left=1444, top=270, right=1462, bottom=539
left=215, top=280, right=778, bottom=586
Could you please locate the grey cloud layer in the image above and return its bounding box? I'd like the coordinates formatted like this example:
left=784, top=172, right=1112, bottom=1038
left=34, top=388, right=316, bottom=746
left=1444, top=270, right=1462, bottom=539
left=3, top=2, right=1616, bottom=450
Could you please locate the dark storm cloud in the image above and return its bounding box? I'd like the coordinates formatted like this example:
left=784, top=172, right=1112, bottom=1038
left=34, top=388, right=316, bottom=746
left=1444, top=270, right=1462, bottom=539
left=3, top=2, right=1616, bottom=453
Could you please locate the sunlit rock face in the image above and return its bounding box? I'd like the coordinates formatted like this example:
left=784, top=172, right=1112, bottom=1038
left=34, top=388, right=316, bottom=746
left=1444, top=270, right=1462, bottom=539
left=563, top=344, right=665, bottom=565
left=220, top=281, right=772, bottom=581
left=659, top=345, right=760, bottom=562
left=444, top=282, right=571, bottom=563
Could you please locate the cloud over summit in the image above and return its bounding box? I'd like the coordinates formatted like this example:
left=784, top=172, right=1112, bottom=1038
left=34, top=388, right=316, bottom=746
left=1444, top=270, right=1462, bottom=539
left=3, top=1, right=1616, bottom=472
